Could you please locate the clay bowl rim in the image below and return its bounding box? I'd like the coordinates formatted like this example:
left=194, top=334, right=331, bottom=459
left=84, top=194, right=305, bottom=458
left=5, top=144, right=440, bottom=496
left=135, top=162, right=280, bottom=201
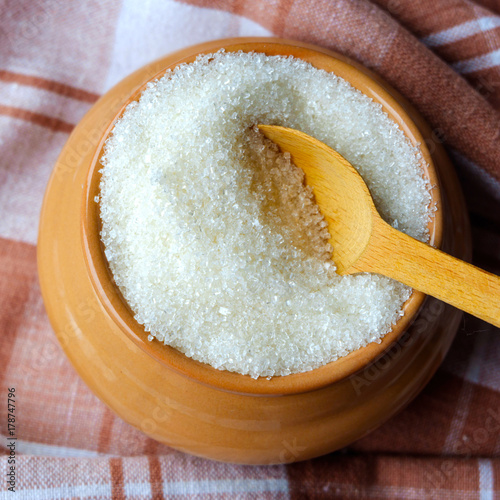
left=81, top=38, right=443, bottom=396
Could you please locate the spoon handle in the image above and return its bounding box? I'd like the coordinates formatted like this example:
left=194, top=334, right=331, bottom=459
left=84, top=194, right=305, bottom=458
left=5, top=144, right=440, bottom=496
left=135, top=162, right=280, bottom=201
left=360, top=220, right=500, bottom=327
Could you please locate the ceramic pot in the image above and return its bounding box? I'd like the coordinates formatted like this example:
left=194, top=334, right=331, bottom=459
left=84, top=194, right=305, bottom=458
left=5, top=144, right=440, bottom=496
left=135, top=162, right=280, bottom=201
left=38, top=38, right=470, bottom=464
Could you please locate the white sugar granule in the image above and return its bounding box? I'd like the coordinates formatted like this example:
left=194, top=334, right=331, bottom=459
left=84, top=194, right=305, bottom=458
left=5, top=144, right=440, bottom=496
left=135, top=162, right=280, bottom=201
left=99, top=51, right=432, bottom=378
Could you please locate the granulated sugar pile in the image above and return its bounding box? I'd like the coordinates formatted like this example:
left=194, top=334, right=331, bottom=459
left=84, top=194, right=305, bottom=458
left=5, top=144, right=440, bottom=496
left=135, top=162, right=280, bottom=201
left=99, top=51, right=431, bottom=378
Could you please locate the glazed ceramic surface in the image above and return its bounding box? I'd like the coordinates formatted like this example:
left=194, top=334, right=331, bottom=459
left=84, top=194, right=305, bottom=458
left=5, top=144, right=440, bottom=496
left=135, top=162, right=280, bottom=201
left=38, top=38, right=470, bottom=464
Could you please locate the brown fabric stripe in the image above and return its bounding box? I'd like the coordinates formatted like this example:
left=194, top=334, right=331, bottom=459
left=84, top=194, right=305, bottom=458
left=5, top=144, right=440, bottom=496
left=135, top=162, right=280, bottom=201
left=0, top=104, right=74, bottom=133
left=0, top=70, right=100, bottom=103
left=461, top=70, right=500, bottom=112
left=474, top=0, right=500, bottom=15
left=373, top=0, right=481, bottom=37
left=468, top=71, right=500, bottom=111
left=0, top=238, right=37, bottom=389
left=97, top=406, right=115, bottom=453
left=271, top=0, right=292, bottom=35
left=434, top=27, right=500, bottom=59
left=415, top=457, right=481, bottom=492
left=379, top=33, right=500, bottom=181
left=460, top=374, right=500, bottom=456
left=148, top=456, right=165, bottom=500
left=288, top=454, right=482, bottom=498
left=109, top=457, right=125, bottom=500
left=231, top=0, right=247, bottom=13
left=494, top=461, right=500, bottom=493
left=145, top=437, right=160, bottom=455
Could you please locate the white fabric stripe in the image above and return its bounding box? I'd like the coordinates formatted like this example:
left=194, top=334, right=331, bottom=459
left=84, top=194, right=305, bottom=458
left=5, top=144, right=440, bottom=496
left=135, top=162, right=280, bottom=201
left=0, top=484, right=112, bottom=500
left=3, top=478, right=491, bottom=499
left=125, top=481, right=152, bottom=497
left=0, top=117, right=68, bottom=245
left=0, top=436, right=113, bottom=457
left=452, top=48, right=500, bottom=74
left=479, top=459, right=494, bottom=500
left=0, top=80, right=92, bottom=126
left=422, top=17, right=500, bottom=47
left=442, top=378, right=475, bottom=453
left=0, top=479, right=289, bottom=500
left=162, top=479, right=290, bottom=496
left=105, top=0, right=273, bottom=90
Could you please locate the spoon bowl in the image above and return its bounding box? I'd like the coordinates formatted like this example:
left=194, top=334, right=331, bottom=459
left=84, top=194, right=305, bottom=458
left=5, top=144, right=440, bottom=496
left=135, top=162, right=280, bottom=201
left=259, top=125, right=376, bottom=274
left=259, top=124, right=500, bottom=327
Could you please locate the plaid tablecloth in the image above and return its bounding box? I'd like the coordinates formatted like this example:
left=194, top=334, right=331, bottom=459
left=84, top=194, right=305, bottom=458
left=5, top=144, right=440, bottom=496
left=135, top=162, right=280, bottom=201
left=1, top=1, right=499, bottom=498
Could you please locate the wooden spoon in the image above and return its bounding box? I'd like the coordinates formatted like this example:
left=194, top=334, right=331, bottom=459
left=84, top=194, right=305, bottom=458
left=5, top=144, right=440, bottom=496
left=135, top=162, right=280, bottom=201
left=258, top=124, right=500, bottom=328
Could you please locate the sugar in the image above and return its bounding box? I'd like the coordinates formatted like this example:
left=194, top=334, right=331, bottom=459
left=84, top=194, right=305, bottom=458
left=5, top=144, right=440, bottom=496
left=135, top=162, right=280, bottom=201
left=99, top=51, right=432, bottom=378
